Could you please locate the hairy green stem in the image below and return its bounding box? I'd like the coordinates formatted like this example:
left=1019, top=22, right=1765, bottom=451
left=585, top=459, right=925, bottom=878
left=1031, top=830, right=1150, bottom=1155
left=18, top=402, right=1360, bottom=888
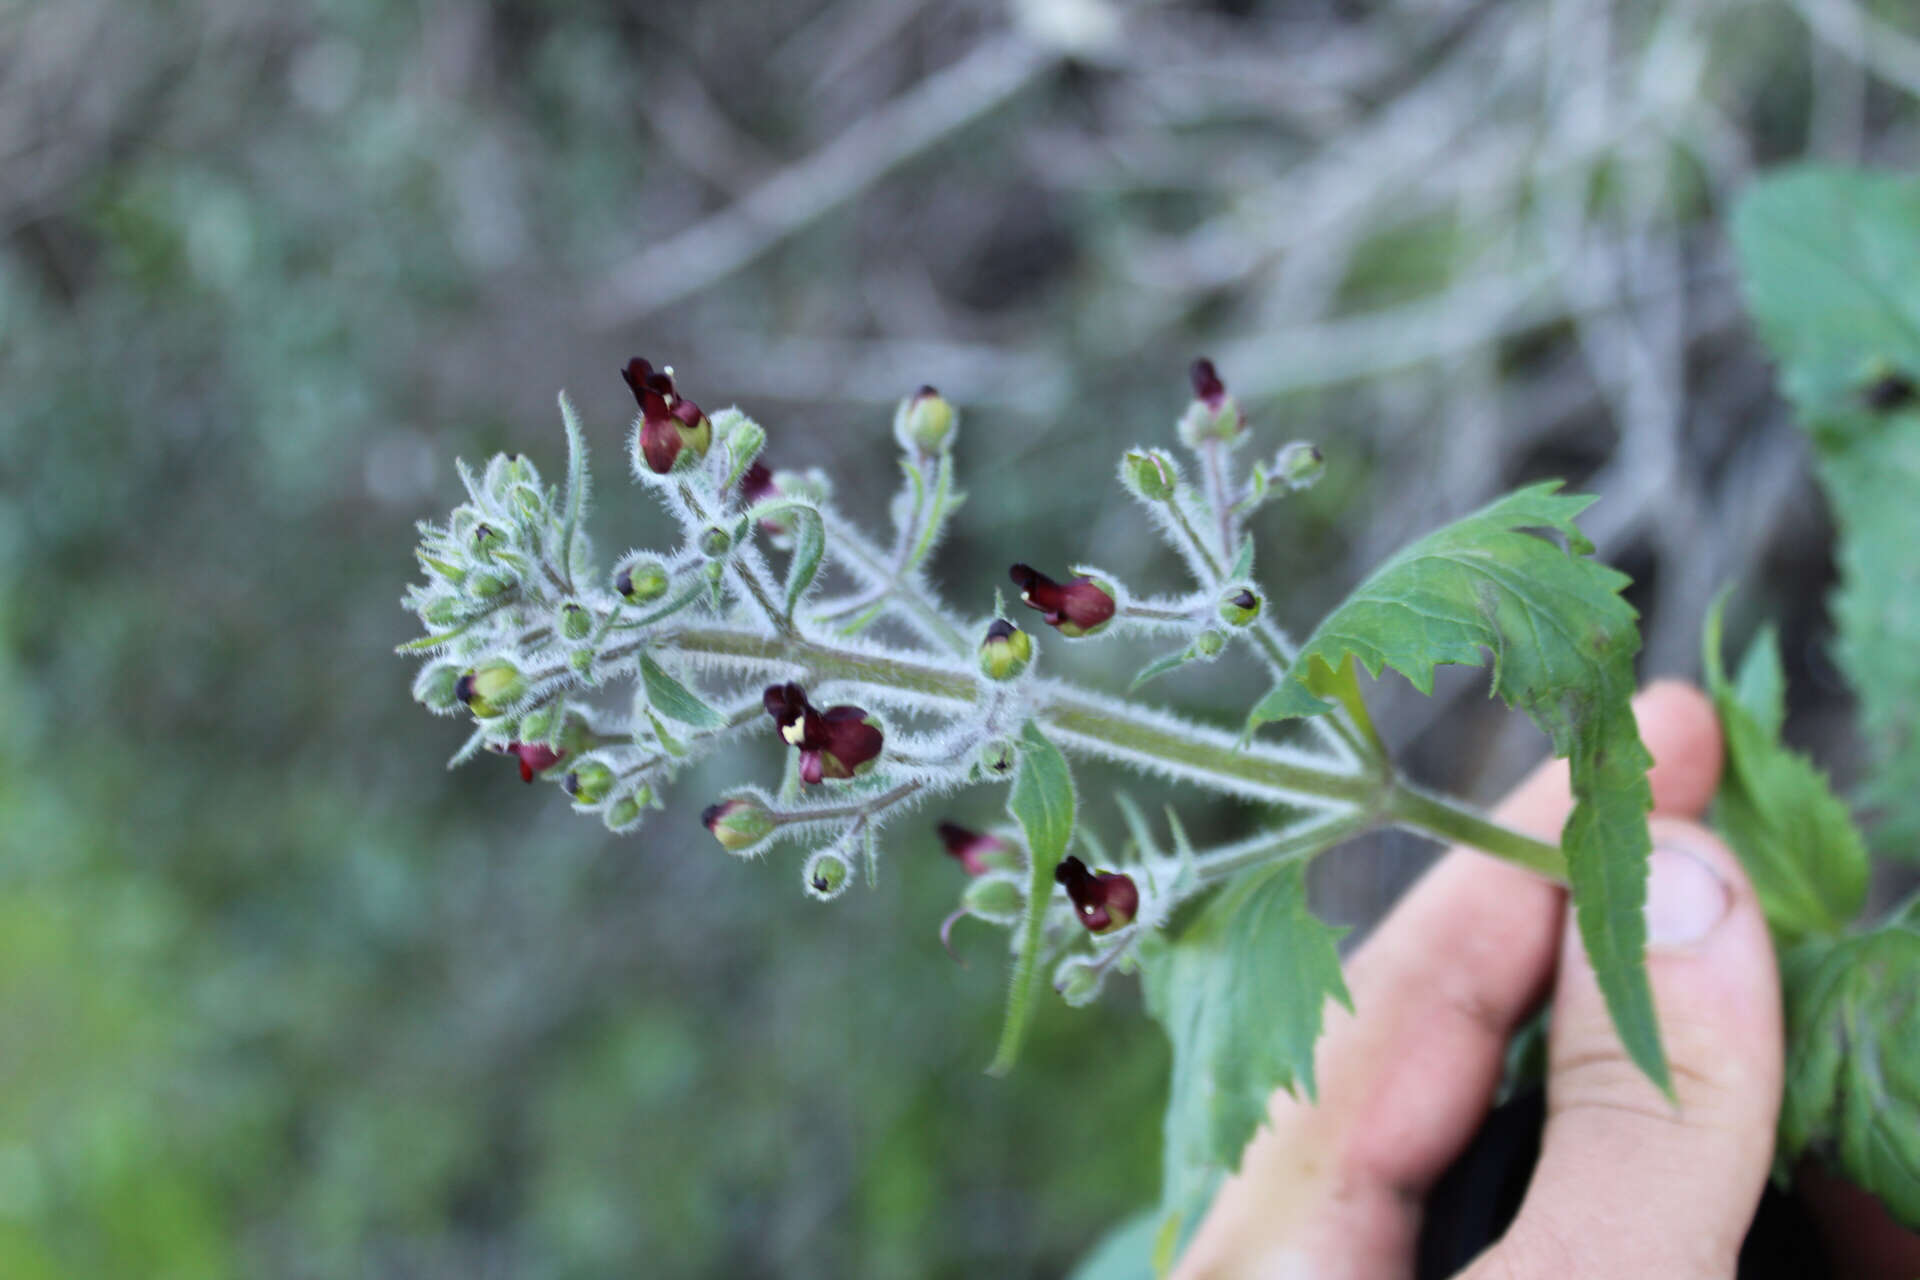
left=1383, top=782, right=1569, bottom=883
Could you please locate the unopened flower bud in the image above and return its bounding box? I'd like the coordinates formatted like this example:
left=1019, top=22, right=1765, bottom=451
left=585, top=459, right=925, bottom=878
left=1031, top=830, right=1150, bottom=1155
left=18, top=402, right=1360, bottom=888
left=569, top=648, right=594, bottom=677
left=1193, top=628, right=1226, bottom=658
left=976, top=738, right=1017, bottom=778
left=412, top=661, right=464, bottom=713
left=1217, top=587, right=1261, bottom=628
left=603, top=788, right=651, bottom=833
left=1053, top=955, right=1107, bottom=1007
left=509, top=482, right=548, bottom=523
left=703, top=796, right=776, bottom=854
left=893, top=385, right=957, bottom=455
left=417, top=551, right=467, bottom=587
left=1009, top=564, right=1117, bottom=638
left=560, top=603, right=592, bottom=640
left=1275, top=441, right=1324, bottom=491
left=624, top=357, right=712, bottom=475
left=563, top=758, right=616, bottom=806
left=938, top=822, right=1020, bottom=876
left=456, top=661, right=526, bottom=717
left=515, top=703, right=560, bottom=743
left=698, top=526, right=732, bottom=558
left=1055, top=855, right=1139, bottom=933
left=1177, top=357, right=1246, bottom=447
left=615, top=558, right=670, bottom=603
left=1122, top=449, right=1178, bottom=501
left=803, top=848, right=854, bottom=901
left=979, top=618, right=1034, bottom=681
left=472, top=523, right=506, bottom=558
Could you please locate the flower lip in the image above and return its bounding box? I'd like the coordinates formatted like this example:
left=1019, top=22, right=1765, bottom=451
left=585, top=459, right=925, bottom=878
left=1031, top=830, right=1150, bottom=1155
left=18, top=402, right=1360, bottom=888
left=624, top=356, right=711, bottom=474
left=1189, top=357, right=1227, bottom=410
left=1054, top=855, right=1140, bottom=932
left=1008, top=564, right=1116, bottom=637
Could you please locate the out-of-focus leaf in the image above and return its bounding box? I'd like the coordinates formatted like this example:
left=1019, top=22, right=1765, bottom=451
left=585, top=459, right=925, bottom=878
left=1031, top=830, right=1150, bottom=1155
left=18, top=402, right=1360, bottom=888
left=1733, top=168, right=1920, bottom=853
left=1246, top=482, right=1665, bottom=1094
left=1140, top=863, right=1350, bottom=1273
left=1066, top=1209, right=1156, bottom=1280
left=1704, top=597, right=1867, bottom=941
left=1778, top=918, right=1920, bottom=1230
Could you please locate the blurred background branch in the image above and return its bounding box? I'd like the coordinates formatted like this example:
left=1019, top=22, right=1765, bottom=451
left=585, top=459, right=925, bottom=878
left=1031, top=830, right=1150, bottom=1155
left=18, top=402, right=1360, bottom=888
left=3, top=0, right=1917, bottom=1274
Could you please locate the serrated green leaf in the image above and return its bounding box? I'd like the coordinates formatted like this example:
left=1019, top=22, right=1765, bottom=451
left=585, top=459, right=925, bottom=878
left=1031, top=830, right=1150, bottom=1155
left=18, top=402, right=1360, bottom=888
left=988, top=721, right=1076, bottom=1077
left=1778, top=919, right=1920, bottom=1231
left=1246, top=481, right=1667, bottom=1093
left=1733, top=168, right=1920, bottom=853
left=637, top=653, right=726, bottom=729
left=1704, top=597, right=1868, bottom=941
left=1140, top=863, right=1350, bottom=1271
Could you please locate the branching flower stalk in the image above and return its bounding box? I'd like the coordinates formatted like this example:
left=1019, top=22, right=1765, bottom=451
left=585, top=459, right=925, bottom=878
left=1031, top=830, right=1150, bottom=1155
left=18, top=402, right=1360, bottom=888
left=399, top=357, right=1568, bottom=1061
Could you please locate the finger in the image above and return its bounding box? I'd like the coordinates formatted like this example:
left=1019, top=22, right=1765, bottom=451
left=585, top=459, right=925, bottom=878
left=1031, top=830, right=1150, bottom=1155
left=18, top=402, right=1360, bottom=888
left=1172, top=682, right=1724, bottom=1278
left=1485, top=820, right=1783, bottom=1280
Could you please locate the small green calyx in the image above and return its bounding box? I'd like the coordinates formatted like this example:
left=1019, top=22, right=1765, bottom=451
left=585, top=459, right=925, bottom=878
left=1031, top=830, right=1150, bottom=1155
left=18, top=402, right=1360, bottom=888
left=961, top=874, right=1025, bottom=922
left=894, top=385, right=957, bottom=455
left=560, top=603, right=592, bottom=640
left=1218, top=587, right=1262, bottom=628
left=457, top=661, right=526, bottom=717
left=979, top=618, right=1034, bottom=681
left=412, top=661, right=463, bottom=713
left=1193, top=628, right=1227, bottom=658
left=468, top=571, right=513, bottom=600
left=699, top=526, right=732, bottom=558
left=603, top=788, right=652, bottom=832
left=563, top=759, right=616, bottom=805
left=1275, top=441, right=1325, bottom=491
left=1122, top=449, right=1177, bottom=501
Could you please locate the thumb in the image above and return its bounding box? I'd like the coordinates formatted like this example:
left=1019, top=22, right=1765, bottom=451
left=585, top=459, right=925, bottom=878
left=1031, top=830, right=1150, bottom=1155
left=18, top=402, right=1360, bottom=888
left=1492, top=819, right=1784, bottom=1279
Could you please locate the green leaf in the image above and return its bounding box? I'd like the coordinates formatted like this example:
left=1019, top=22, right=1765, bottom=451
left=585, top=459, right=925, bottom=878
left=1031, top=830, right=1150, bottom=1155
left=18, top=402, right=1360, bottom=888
left=1733, top=168, right=1920, bottom=852
left=1704, top=596, right=1868, bottom=941
left=745, top=498, right=826, bottom=617
left=1245, top=481, right=1667, bottom=1093
left=1778, top=919, right=1920, bottom=1231
left=987, top=721, right=1076, bottom=1077
left=637, top=653, right=726, bottom=729
left=1228, top=537, right=1255, bottom=582
left=1129, top=647, right=1204, bottom=693
left=557, top=391, right=588, bottom=585
left=1140, top=863, right=1350, bottom=1270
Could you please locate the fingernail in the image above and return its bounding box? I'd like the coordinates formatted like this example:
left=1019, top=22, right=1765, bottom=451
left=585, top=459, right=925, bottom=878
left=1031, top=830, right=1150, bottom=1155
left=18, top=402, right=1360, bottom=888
left=1644, top=840, right=1732, bottom=948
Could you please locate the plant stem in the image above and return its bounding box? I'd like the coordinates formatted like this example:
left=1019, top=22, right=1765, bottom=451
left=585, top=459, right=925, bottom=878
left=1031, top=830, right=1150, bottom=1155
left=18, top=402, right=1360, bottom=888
left=1383, top=781, right=1569, bottom=883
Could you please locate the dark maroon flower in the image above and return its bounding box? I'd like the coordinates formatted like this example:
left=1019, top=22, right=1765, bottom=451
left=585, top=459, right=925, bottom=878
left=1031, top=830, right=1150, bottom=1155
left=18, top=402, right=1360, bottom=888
left=1009, top=564, right=1116, bottom=638
left=1190, top=357, right=1227, bottom=410
left=937, top=822, right=1012, bottom=876
left=623, top=357, right=712, bottom=475
left=1054, top=856, right=1139, bottom=933
left=763, top=682, right=884, bottom=784
left=503, top=741, right=566, bottom=783
left=740, top=461, right=778, bottom=504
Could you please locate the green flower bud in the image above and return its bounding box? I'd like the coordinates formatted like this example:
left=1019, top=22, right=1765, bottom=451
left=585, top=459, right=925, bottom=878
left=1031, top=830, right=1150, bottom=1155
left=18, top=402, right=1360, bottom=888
left=516, top=702, right=561, bottom=744
left=703, top=796, right=777, bottom=855
left=1176, top=358, right=1246, bottom=448
left=510, top=482, right=548, bottom=523
left=603, top=788, right=652, bottom=833
left=456, top=661, right=526, bottom=718
left=979, top=618, right=1034, bottom=681
left=615, top=557, right=670, bottom=603
left=803, top=848, right=853, bottom=901
left=472, top=522, right=507, bottom=558
left=412, top=661, right=464, bottom=714
left=1217, top=587, right=1261, bottom=628
left=563, top=758, right=616, bottom=806
left=893, top=386, right=957, bottom=455
left=1193, top=628, right=1227, bottom=658
left=1053, top=955, right=1107, bottom=1007
left=569, top=648, right=594, bottom=677
left=698, top=526, right=732, bottom=558
left=1275, top=441, right=1324, bottom=491
left=961, top=873, right=1025, bottom=924
left=560, top=603, right=593, bottom=640
left=1121, top=449, right=1178, bottom=502
left=976, top=738, right=1017, bottom=779
left=417, top=550, right=467, bottom=586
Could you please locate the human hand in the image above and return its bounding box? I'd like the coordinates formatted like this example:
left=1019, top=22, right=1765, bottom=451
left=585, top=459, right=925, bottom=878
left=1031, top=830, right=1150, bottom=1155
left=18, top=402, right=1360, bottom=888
left=1171, top=681, right=1919, bottom=1279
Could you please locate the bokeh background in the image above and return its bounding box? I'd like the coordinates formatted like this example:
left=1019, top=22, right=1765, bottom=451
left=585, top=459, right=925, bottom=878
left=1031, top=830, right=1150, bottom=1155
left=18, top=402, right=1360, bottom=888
left=7, top=0, right=1920, bottom=1275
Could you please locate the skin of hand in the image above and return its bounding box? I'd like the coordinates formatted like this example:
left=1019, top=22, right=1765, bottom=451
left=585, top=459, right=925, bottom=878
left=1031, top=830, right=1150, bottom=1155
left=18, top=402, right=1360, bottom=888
left=1168, top=680, right=1920, bottom=1280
